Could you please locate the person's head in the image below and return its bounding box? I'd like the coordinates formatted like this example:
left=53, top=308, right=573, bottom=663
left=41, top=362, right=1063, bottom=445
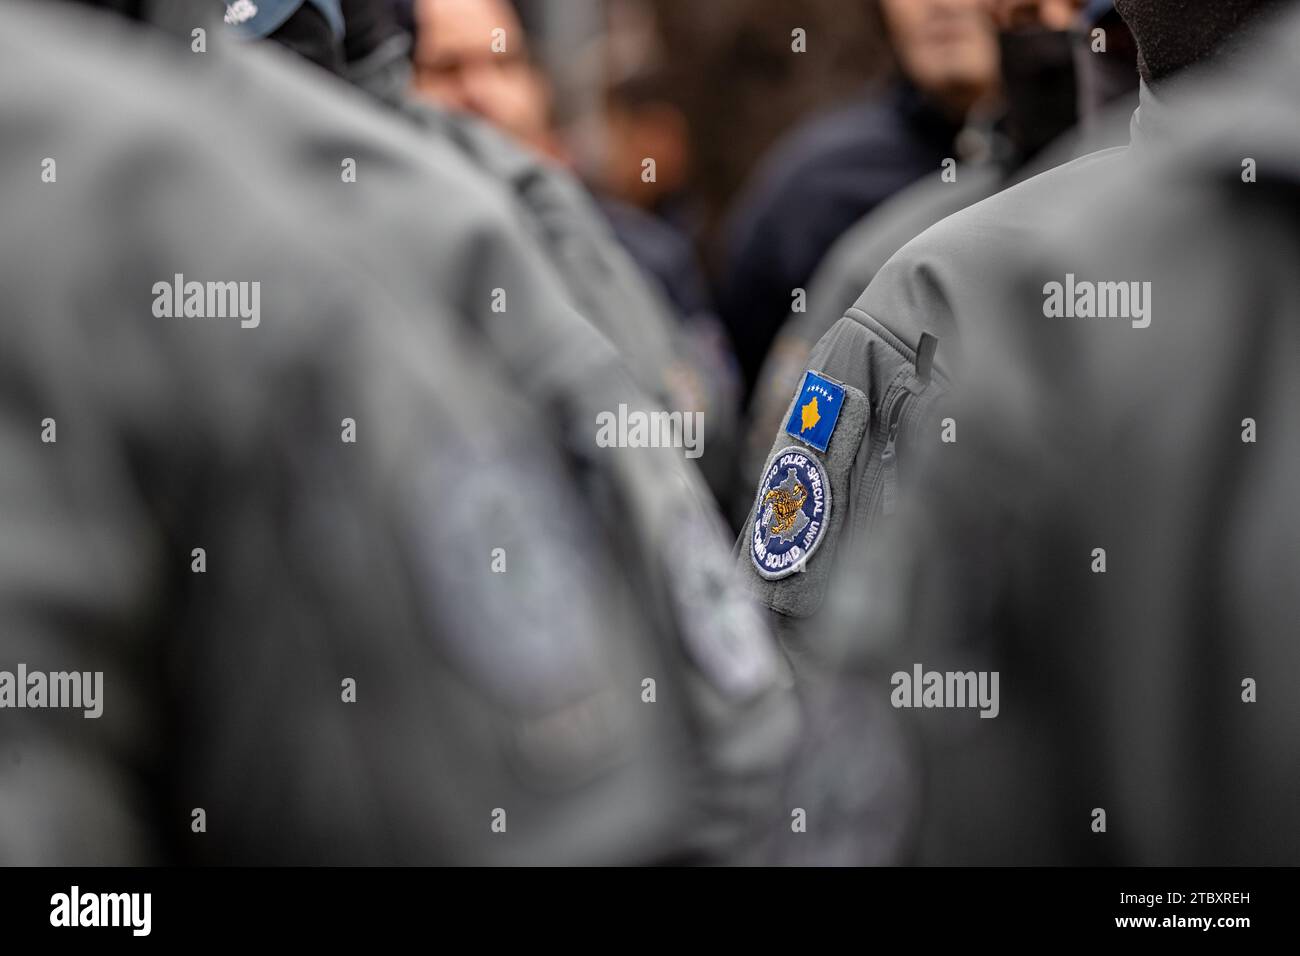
left=1114, top=0, right=1289, bottom=84
left=410, top=0, right=556, bottom=154
left=879, top=0, right=1001, bottom=117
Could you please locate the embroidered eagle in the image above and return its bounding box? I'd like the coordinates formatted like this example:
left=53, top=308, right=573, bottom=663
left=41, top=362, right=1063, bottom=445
left=761, top=470, right=809, bottom=541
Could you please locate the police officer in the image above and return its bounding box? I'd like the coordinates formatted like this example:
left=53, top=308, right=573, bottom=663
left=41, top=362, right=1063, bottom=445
left=731, top=2, right=1292, bottom=865
left=829, top=1, right=1300, bottom=861
left=0, top=0, right=797, bottom=863
left=227, top=0, right=802, bottom=857
left=738, top=0, right=1140, bottom=516
left=738, top=0, right=1293, bottom=649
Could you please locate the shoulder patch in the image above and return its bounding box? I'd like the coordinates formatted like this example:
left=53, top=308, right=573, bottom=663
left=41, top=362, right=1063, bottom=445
left=784, top=370, right=846, bottom=452
left=750, top=446, right=832, bottom=580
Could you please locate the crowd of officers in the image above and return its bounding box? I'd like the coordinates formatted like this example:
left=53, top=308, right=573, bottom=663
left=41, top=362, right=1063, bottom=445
left=0, top=0, right=1296, bottom=864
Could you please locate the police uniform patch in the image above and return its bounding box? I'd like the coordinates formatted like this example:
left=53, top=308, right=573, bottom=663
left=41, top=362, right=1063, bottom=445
left=750, top=446, right=832, bottom=580
left=785, top=370, right=846, bottom=453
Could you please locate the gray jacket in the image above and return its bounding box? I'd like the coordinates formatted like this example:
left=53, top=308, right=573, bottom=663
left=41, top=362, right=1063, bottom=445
left=835, top=17, right=1300, bottom=862
left=0, top=0, right=796, bottom=864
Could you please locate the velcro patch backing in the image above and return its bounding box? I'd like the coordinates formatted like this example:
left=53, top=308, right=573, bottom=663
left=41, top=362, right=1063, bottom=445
left=738, top=374, right=869, bottom=620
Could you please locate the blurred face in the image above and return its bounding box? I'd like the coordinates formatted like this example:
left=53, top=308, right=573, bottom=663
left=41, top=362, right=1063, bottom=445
left=991, top=0, right=1088, bottom=30
left=412, top=0, right=553, bottom=152
left=880, top=0, right=1000, bottom=114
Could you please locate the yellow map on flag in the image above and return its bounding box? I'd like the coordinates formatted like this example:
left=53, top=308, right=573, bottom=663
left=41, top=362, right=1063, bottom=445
left=800, top=397, right=820, bottom=433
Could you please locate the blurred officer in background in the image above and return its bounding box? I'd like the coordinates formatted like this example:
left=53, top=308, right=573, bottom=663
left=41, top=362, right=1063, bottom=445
left=737, top=0, right=1291, bottom=649
left=832, top=1, right=1300, bottom=861
left=646, top=0, right=892, bottom=267
left=716, top=0, right=1001, bottom=398
left=736, top=0, right=1138, bottom=520
left=399, top=0, right=741, bottom=496
left=1, top=0, right=797, bottom=863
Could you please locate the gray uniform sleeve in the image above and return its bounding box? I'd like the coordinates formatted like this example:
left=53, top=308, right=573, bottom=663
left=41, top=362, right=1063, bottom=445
left=1, top=1, right=799, bottom=864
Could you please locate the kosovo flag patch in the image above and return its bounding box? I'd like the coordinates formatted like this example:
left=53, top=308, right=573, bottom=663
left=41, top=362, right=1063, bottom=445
left=784, top=370, right=845, bottom=453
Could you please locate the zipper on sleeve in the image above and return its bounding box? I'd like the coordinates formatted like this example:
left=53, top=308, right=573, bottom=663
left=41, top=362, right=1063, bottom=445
left=879, top=395, right=906, bottom=517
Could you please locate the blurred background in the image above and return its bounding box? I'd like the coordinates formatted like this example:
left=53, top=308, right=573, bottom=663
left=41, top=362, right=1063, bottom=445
left=388, top=0, right=1138, bottom=521
left=397, top=0, right=927, bottom=370
left=404, top=0, right=890, bottom=257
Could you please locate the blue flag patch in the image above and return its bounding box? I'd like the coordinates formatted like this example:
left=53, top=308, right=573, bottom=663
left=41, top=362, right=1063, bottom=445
left=784, top=370, right=845, bottom=452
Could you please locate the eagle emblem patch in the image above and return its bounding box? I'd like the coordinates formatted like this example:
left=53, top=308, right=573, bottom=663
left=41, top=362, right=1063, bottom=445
left=750, top=446, right=832, bottom=580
